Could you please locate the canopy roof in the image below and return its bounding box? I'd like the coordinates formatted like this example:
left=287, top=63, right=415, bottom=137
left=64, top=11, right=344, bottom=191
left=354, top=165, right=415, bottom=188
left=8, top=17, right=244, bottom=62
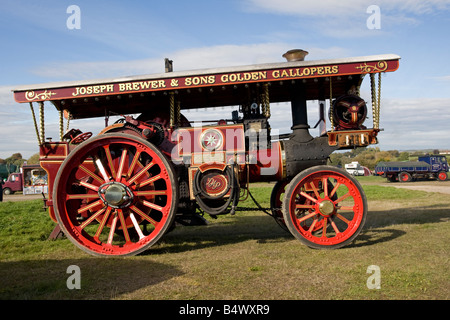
left=13, top=54, right=400, bottom=120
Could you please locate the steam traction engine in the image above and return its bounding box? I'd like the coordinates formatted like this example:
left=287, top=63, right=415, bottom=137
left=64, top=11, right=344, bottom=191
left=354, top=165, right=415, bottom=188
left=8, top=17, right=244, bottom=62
left=12, top=50, right=400, bottom=256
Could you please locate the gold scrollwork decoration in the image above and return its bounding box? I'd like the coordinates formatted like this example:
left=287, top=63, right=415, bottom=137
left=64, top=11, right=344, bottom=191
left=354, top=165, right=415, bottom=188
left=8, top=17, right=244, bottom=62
left=25, top=90, right=56, bottom=101
left=356, top=61, right=388, bottom=73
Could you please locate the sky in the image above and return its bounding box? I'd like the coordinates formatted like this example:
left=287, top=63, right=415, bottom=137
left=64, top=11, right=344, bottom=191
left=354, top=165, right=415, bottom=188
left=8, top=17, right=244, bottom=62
left=1, top=0, right=450, bottom=159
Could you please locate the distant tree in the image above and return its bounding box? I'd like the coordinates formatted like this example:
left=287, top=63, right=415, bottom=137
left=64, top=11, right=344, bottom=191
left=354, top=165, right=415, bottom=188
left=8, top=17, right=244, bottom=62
left=4, top=153, right=26, bottom=168
left=27, top=153, right=40, bottom=165
left=398, top=152, right=409, bottom=161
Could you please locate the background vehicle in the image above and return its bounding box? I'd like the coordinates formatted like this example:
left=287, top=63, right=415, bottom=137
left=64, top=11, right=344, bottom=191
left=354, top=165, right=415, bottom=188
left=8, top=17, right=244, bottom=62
left=2, top=164, right=48, bottom=195
left=12, top=50, right=400, bottom=256
left=375, top=155, right=448, bottom=182
left=344, top=161, right=367, bottom=176
left=2, top=172, right=22, bottom=195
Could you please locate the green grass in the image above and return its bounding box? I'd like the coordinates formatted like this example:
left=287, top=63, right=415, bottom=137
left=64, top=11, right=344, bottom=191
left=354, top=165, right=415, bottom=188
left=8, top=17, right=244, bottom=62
left=0, top=183, right=449, bottom=300
left=363, top=185, right=430, bottom=200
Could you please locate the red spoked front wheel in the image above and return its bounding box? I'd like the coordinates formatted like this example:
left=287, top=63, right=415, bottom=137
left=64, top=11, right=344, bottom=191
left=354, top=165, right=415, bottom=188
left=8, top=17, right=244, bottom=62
left=282, top=165, right=367, bottom=249
left=53, top=133, right=178, bottom=256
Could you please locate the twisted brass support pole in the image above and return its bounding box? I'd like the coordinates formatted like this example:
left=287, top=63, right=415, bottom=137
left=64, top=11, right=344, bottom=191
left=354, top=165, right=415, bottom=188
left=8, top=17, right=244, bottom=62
left=66, top=111, right=71, bottom=132
left=176, top=100, right=181, bottom=127
left=29, top=102, right=42, bottom=145
left=59, top=110, right=64, bottom=140
left=329, top=77, right=334, bottom=131
left=262, top=83, right=270, bottom=118
left=169, top=92, right=175, bottom=128
left=38, top=101, right=45, bottom=143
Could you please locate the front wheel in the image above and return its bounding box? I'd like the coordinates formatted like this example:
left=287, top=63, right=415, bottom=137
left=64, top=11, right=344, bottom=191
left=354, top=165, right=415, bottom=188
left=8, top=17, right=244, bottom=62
left=53, top=133, right=178, bottom=257
left=282, top=165, right=367, bottom=249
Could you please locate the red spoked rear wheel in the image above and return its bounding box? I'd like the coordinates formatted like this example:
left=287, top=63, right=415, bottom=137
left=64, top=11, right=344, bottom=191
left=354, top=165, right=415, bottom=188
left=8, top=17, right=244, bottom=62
left=282, top=165, right=367, bottom=249
left=53, top=133, right=178, bottom=256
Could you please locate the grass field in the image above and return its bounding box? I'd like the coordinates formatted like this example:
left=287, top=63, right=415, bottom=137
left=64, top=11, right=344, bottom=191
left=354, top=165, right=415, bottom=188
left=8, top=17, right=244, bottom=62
left=0, top=177, right=449, bottom=300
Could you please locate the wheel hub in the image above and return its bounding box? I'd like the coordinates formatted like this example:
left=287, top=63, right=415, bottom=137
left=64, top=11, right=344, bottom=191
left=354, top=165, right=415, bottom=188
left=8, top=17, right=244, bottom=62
left=318, top=200, right=335, bottom=216
left=99, top=182, right=134, bottom=208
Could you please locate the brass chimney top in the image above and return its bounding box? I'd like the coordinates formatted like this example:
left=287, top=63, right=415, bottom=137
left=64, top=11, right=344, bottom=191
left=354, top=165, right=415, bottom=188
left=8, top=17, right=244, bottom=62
left=282, top=49, right=308, bottom=62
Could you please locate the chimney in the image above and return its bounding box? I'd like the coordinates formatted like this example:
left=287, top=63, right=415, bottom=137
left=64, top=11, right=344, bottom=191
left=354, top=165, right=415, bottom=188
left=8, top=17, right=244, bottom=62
left=282, top=49, right=308, bottom=62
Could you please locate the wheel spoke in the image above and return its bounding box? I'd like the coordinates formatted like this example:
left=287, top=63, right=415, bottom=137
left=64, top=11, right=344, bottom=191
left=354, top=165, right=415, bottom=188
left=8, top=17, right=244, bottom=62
left=330, top=217, right=341, bottom=234
left=79, top=181, right=99, bottom=192
left=77, top=199, right=104, bottom=214
left=142, top=199, right=164, bottom=213
left=335, top=192, right=351, bottom=204
left=335, top=213, right=351, bottom=224
left=127, top=150, right=141, bottom=178
left=79, top=164, right=104, bottom=184
left=329, top=182, right=340, bottom=198
left=107, top=211, right=118, bottom=245
left=297, top=211, right=318, bottom=223
left=103, top=145, right=117, bottom=180
left=94, top=207, right=112, bottom=239
left=322, top=177, right=328, bottom=197
left=322, top=217, right=328, bottom=237
left=116, top=149, right=128, bottom=181
left=117, top=209, right=131, bottom=243
left=307, top=217, right=318, bottom=232
left=95, top=158, right=110, bottom=182
left=80, top=206, right=107, bottom=230
left=130, top=205, right=158, bottom=226
left=129, top=212, right=145, bottom=240
left=300, top=191, right=318, bottom=203
left=295, top=204, right=315, bottom=209
left=310, top=181, right=320, bottom=199
left=138, top=174, right=162, bottom=188
left=135, top=190, right=167, bottom=197
left=128, top=161, right=155, bottom=185
left=337, top=205, right=355, bottom=211
left=67, top=193, right=99, bottom=200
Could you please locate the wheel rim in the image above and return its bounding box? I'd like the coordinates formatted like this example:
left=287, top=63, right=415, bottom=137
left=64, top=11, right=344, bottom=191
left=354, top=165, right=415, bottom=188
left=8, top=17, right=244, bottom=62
left=53, top=133, right=177, bottom=256
left=438, top=172, right=447, bottom=181
left=285, top=167, right=366, bottom=248
left=400, top=173, right=410, bottom=182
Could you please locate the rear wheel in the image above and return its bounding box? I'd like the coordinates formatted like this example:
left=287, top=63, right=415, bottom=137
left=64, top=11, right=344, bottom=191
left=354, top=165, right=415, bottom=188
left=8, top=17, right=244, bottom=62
left=398, top=172, right=412, bottom=182
left=53, top=133, right=178, bottom=257
left=282, top=165, right=367, bottom=249
left=437, top=171, right=448, bottom=181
